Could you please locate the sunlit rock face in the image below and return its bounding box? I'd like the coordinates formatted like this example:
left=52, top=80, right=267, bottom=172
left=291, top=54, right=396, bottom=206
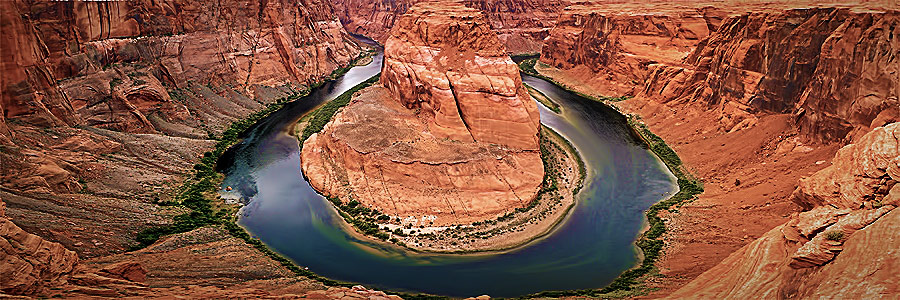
left=633, top=8, right=899, bottom=143
left=302, top=1, right=543, bottom=226
left=539, top=3, right=726, bottom=98
left=0, top=0, right=362, bottom=194
left=666, top=123, right=900, bottom=299
left=332, top=0, right=563, bottom=54
left=1, top=0, right=362, bottom=136
left=380, top=1, right=541, bottom=150
left=0, top=0, right=365, bottom=296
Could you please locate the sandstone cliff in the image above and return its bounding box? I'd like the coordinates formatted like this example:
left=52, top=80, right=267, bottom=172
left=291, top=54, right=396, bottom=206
left=0, top=0, right=370, bottom=298
left=332, top=0, right=563, bottom=54
left=667, top=123, right=899, bottom=299
left=302, top=1, right=543, bottom=226
left=539, top=2, right=726, bottom=97
left=2, top=0, right=362, bottom=134
left=636, top=8, right=899, bottom=143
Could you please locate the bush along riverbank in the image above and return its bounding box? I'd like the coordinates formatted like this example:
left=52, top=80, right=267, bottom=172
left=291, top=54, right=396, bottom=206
left=525, top=82, right=561, bottom=113
left=519, top=60, right=704, bottom=299
left=517, top=57, right=631, bottom=103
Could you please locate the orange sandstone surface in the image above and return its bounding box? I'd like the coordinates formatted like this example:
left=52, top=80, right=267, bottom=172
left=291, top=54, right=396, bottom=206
left=302, top=1, right=543, bottom=227
left=332, top=0, right=565, bottom=54
left=666, top=123, right=900, bottom=299
left=531, top=1, right=899, bottom=297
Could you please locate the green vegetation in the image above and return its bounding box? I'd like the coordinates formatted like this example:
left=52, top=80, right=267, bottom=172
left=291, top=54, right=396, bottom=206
left=825, top=230, right=845, bottom=241
left=299, top=73, right=381, bottom=146
left=109, top=78, right=123, bottom=89
left=517, top=57, right=540, bottom=75
left=516, top=57, right=632, bottom=104
left=466, top=126, right=584, bottom=242
left=295, top=72, right=416, bottom=247
left=131, top=92, right=303, bottom=250
left=518, top=71, right=703, bottom=299
left=329, top=196, right=392, bottom=241
left=130, top=55, right=379, bottom=291
left=541, top=125, right=586, bottom=195
left=524, top=83, right=561, bottom=113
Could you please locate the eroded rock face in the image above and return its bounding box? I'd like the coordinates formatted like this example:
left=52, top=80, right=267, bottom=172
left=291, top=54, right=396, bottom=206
left=381, top=2, right=541, bottom=149
left=0, top=0, right=363, bottom=195
left=0, top=197, right=79, bottom=295
left=793, top=124, right=900, bottom=210
left=636, top=8, right=899, bottom=142
left=1, top=0, right=362, bottom=134
left=539, top=3, right=725, bottom=97
left=302, top=1, right=542, bottom=226
left=332, top=0, right=563, bottom=54
left=666, top=123, right=900, bottom=299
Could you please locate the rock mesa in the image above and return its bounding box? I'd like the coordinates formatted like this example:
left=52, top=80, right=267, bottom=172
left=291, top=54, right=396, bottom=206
left=302, top=1, right=542, bottom=226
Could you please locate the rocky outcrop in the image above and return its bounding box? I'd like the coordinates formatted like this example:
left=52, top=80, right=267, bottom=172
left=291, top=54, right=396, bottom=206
left=636, top=8, right=899, bottom=142
left=1, top=197, right=79, bottom=295
left=332, top=0, right=563, bottom=54
left=381, top=2, right=541, bottom=149
left=539, top=3, right=726, bottom=97
left=462, top=0, right=565, bottom=54
left=666, top=122, right=900, bottom=299
left=302, top=1, right=542, bottom=226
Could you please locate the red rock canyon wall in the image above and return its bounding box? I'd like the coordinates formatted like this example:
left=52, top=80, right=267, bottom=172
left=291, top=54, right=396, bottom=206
left=332, top=0, right=564, bottom=54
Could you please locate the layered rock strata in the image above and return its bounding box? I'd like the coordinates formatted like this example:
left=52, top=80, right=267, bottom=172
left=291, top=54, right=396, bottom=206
left=0, top=0, right=375, bottom=298
left=634, top=7, right=899, bottom=143
left=0, top=197, right=78, bottom=295
left=302, top=1, right=543, bottom=226
left=667, top=123, right=900, bottom=299
left=539, top=2, right=727, bottom=97
left=332, top=0, right=564, bottom=54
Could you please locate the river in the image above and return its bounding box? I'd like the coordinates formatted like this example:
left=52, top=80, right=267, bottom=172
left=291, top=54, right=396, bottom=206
left=217, top=50, right=677, bottom=297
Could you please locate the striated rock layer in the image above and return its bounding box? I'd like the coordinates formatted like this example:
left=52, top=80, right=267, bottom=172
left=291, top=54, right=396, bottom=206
left=539, top=2, right=727, bottom=97
left=332, top=0, right=564, bottom=54
left=667, top=123, right=900, bottom=299
left=634, top=7, right=899, bottom=143
left=2, top=0, right=362, bottom=135
left=0, top=0, right=377, bottom=298
left=302, top=1, right=542, bottom=226
left=0, top=197, right=78, bottom=295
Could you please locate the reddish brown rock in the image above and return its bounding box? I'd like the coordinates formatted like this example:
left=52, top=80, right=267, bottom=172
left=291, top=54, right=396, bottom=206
left=793, top=123, right=900, bottom=210
left=0, top=0, right=374, bottom=298
left=1, top=0, right=362, bottom=133
left=1, top=197, right=79, bottom=295
left=636, top=8, right=899, bottom=142
left=303, top=1, right=542, bottom=226
left=666, top=123, right=900, bottom=299
left=332, top=0, right=563, bottom=54
left=539, top=2, right=725, bottom=97
left=381, top=2, right=540, bottom=149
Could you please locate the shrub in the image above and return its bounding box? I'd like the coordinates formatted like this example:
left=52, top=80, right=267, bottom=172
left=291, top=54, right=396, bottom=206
left=825, top=230, right=845, bottom=241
